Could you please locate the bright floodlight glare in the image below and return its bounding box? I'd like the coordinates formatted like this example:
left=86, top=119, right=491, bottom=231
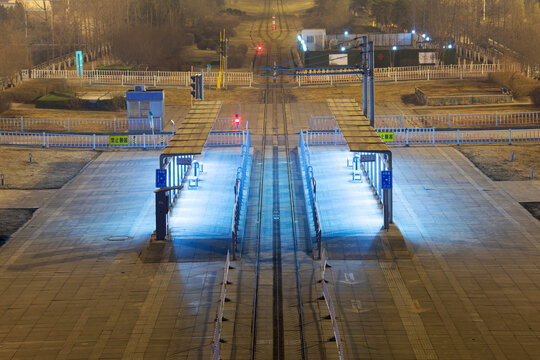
left=297, top=35, right=301, bottom=41
left=392, top=46, right=397, bottom=51
left=411, top=29, right=416, bottom=34
left=422, top=33, right=426, bottom=38
left=344, top=31, right=349, bottom=36
left=302, top=44, right=307, bottom=52
left=426, top=36, right=431, bottom=41
left=443, top=45, right=446, bottom=49
left=448, top=44, right=453, bottom=49
left=341, top=46, right=346, bottom=52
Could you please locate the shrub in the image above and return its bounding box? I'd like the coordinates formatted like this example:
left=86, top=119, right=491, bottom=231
left=96, top=64, right=136, bottom=71
left=531, top=87, right=540, bottom=107
left=488, top=71, right=539, bottom=99
left=0, top=92, right=12, bottom=113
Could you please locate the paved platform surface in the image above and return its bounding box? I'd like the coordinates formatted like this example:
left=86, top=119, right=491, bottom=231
left=168, top=147, right=244, bottom=261
left=308, top=144, right=540, bottom=359
left=0, top=190, right=57, bottom=209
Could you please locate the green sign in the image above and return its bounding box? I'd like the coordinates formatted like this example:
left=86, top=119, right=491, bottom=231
left=110, top=136, right=129, bottom=146
left=378, top=132, right=395, bottom=142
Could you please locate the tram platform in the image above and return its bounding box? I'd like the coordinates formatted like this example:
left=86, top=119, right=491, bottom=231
left=167, top=147, right=248, bottom=262
left=306, top=145, right=409, bottom=260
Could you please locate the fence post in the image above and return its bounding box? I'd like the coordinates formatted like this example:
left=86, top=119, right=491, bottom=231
left=432, top=127, right=435, bottom=146
left=42, top=132, right=46, bottom=148
left=143, top=133, right=146, bottom=150
left=509, top=129, right=512, bottom=145
left=495, top=112, right=498, bottom=127
left=406, top=129, right=409, bottom=146
left=457, top=129, right=460, bottom=146
left=113, top=117, right=116, bottom=133
left=93, top=134, right=96, bottom=150
left=67, top=118, right=70, bottom=132
left=20, top=117, right=23, bottom=132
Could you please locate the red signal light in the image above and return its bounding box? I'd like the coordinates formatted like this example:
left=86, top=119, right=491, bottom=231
left=257, top=45, right=263, bottom=52
left=234, top=114, right=240, bottom=124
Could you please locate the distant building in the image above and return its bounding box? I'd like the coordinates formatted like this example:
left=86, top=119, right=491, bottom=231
left=0, top=0, right=18, bottom=8
left=300, top=29, right=326, bottom=51
left=126, top=85, right=164, bottom=131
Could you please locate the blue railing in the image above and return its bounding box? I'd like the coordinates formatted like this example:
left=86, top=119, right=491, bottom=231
left=231, top=130, right=251, bottom=258
left=299, top=130, right=322, bottom=258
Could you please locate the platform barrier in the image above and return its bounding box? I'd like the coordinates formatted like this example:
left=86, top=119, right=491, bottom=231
left=0, top=132, right=171, bottom=149
left=212, top=251, right=233, bottom=360
left=231, top=131, right=251, bottom=258
left=299, top=130, right=323, bottom=258
left=319, top=249, right=344, bottom=360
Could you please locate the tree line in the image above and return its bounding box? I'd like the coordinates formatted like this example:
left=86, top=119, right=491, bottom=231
left=0, top=0, right=241, bottom=76
left=305, top=0, right=540, bottom=67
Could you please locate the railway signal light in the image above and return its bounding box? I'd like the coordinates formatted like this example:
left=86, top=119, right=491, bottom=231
left=190, top=74, right=203, bottom=100
left=234, top=114, right=240, bottom=129
left=257, top=45, right=263, bottom=52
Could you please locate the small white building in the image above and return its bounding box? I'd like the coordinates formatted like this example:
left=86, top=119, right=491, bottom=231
left=300, top=29, right=326, bottom=51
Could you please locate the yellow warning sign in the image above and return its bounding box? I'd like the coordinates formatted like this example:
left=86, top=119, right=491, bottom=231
left=378, top=132, right=395, bottom=142
left=109, top=136, right=129, bottom=146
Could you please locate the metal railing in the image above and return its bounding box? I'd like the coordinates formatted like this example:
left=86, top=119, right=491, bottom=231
left=319, top=249, right=344, bottom=360
left=231, top=130, right=251, bottom=258
left=162, top=154, right=193, bottom=209
left=0, top=117, right=169, bottom=133
left=299, top=130, right=323, bottom=258
left=0, top=131, right=171, bottom=149
left=381, top=111, right=540, bottom=128
left=30, top=69, right=253, bottom=87
left=311, top=111, right=540, bottom=131
left=206, top=131, right=246, bottom=146
left=0, top=117, right=130, bottom=133
left=212, top=251, right=233, bottom=360
left=296, top=63, right=518, bottom=86
left=353, top=152, right=391, bottom=210
left=213, top=118, right=249, bottom=132
left=303, top=130, right=347, bottom=146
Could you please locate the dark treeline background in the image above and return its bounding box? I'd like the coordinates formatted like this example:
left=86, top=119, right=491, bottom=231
left=306, top=0, right=540, bottom=66
left=0, top=0, right=240, bottom=76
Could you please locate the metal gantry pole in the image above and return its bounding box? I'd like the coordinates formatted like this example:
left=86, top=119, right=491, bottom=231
left=362, top=36, right=368, bottom=117
left=369, top=41, right=375, bottom=127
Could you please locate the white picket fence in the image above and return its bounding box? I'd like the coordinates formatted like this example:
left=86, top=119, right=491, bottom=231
left=296, top=63, right=520, bottom=86
left=30, top=69, right=254, bottom=87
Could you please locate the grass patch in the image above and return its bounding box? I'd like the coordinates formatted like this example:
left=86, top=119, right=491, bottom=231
left=35, top=91, right=79, bottom=109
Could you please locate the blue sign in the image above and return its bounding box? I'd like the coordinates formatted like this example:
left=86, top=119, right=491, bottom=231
left=156, top=169, right=167, bottom=188
left=75, top=51, right=83, bottom=77
left=381, top=170, right=392, bottom=189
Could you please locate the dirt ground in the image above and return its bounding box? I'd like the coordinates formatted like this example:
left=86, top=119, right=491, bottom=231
left=0, top=146, right=99, bottom=244
left=456, top=143, right=540, bottom=181
left=0, top=146, right=100, bottom=189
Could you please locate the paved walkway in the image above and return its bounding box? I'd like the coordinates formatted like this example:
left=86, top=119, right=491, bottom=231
left=0, top=150, right=227, bottom=359
left=308, top=144, right=540, bottom=359
left=0, top=190, right=57, bottom=209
